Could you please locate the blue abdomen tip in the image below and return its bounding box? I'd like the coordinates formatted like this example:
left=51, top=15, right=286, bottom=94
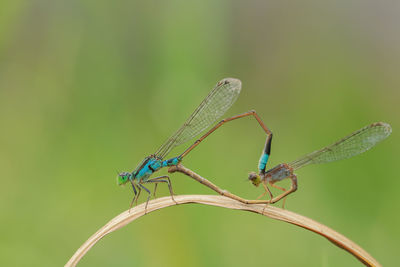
left=258, top=153, right=269, bottom=170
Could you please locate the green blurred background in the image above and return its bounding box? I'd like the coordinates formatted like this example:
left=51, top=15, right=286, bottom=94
left=0, top=1, right=399, bottom=266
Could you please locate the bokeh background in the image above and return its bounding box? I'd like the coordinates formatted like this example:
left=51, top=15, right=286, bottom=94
left=0, top=1, right=399, bottom=266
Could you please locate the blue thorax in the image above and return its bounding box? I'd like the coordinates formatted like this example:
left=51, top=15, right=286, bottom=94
left=132, top=156, right=181, bottom=181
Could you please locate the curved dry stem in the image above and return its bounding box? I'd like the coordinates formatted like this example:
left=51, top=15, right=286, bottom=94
left=66, top=195, right=380, bottom=267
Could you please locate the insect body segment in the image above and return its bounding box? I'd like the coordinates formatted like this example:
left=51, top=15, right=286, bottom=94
left=129, top=156, right=182, bottom=181
left=264, top=163, right=293, bottom=183
left=258, top=153, right=270, bottom=173
left=162, top=156, right=181, bottom=167
left=134, top=157, right=163, bottom=180
left=259, top=130, right=273, bottom=173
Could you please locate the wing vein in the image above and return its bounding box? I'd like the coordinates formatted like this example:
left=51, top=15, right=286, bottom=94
left=154, top=78, right=242, bottom=159
left=289, top=122, right=392, bottom=170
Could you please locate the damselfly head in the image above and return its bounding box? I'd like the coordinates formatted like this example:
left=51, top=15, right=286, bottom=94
left=248, top=172, right=261, bottom=187
left=117, top=172, right=131, bottom=186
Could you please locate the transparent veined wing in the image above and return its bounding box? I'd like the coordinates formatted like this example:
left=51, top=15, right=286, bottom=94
left=289, top=122, right=392, bottom=170
left=155, top=78, right=242, bottom=159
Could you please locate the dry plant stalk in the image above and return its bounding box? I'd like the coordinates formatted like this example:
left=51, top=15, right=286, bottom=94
left=66, top=195, right=381, bottom=267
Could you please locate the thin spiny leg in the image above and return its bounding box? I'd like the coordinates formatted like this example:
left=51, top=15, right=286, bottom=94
left=270, top=183, right=286, bottom=191
left=261, top=181, right=274, bottom=213
left=151, top=176, right=173, bottom=199
left=135, top=186, right=142, bottom=206
left=282, top=196, right=287, bottom=209
left=270, top=183, right=288, bottom=208
left=269, top=174, right=298, bottom=204
left=138, top=184, right=151, bottom=214
left=257, top=181, right=273, bottom=200
left=262, top=181, right=274, bottom=200
left=129, top=182, right=138, bottom=213
left=144, top=176, right=177, bottom=204
left=153, top=183, right=158, bottom=198
left=257, top=191, right=268, bottom=200
left=180, top=110, right=272, bottom=159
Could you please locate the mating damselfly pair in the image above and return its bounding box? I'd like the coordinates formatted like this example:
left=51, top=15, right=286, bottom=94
left=118, top=78, right=391, bottom=210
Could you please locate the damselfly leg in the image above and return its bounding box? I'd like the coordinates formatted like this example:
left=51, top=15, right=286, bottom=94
left=146, top=175, right=177, bottom=204
left=138, top=184, right=152, bottom=213
left=270, top=182, right=288, bottom=208
left=267, top=173, right=298, bottom=209
left=129, top=182, right=141, bottom=212
left=255, top=182, right=272, bottom=200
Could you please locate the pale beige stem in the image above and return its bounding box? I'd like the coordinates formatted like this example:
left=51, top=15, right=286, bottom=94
left=66, top=195, right=381, bottom=267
